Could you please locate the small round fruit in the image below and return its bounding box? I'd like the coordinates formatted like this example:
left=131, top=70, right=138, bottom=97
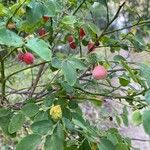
left=43, top=15, right=50, bottom=22
left=23, top=52, right=34, bottom=64
left=38, top=28, right=46, bottom=36
left=17, top=52, right=24, bottom=61
left=70, top=42, right=77, bottom=49
left=92, top=65, right=108, bottom=80
left=79, top=28, right=86, bottom=39
left=88, top=41, right=95, bottom=52
left=67, top=35, right=74, bottom=43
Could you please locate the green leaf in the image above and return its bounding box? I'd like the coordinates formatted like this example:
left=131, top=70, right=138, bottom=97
left=60, top=81, right=74, bottom=94
left=140, top=63, right=150, bottom=87
left=34, top=111, right=49, bottom=122
left=98, top=0, right=107, bottom=5
left=127, top=35, right=145, bottom=52
left=26, top=1, right=44, bottom=23
left=98, top=138, right=115, bottom=150
left=0, top=3, right=8, bottom=16
left=44, top=96, right=55, bottom=107
left=88, top=22, right=100, bottom=34
left=44, top=124, right=64, bottom=150
left=16, top=134, right=41, bottom=150
left=131, top=110, right=142, bottom=126
left=0, top=108, right=11, bottom=117
left=79, top=140, right=91, bottom=150
left=72, top=119, right=87, bottom=130
left=107, top=133, right=118, bottom=145
left=61, top=16, right=77, bottom=25
left=113, top=55, right=126, bottom=62
left=121, top=106, right=128, bottom=126
left=115, top=143, right=128, bottom=150
left=31, top=120, right=53, bottom=135
left=119, top=75, right=130, bottom=87
left=25, top=38, right=52, bottom=61
left=0, top=28, right=23, bottom=47
left=22, top=103, right=39, bottom=118
left=0, top=113, right=13, bottom=136
left=69, top=57, right=86, bottom=70
left=44, top=0, right=56, bottom=17
left=62, top=117, right=75, bottom=131
left=115, top=116, right=121, bottom=126
left=143, top=110, right=150, bottom=135
left=121, top=60, right=138, bottom=82
left=8, top=113, right=25, bottom=134
left=145, top=90, right=150, bottom=104
left=62, top=60, right=77, bottom=86
left=51, top=57, right=62, bottom=69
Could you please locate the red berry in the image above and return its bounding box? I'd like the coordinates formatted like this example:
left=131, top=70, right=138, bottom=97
left=38, top=28, right=46, bottom=36
left=23, top=52, right=34, bottom=64
left=67, top=35, right=74, bottom=43
left=92, top=65, right=108, bottom=80
left=88, top=41, right=95, bottom=52
left=70, top=42, right=76, bottom=49
left=79, top=28, right=86, bottom=39
left=43, top=15, right=50, bottom=22
left=17, top=52, right=24, bottom=61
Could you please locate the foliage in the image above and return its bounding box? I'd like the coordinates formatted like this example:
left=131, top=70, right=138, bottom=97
left=0, top=0, right=150, bottom=149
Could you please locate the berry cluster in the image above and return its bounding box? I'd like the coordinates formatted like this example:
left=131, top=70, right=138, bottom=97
left=67, top=35, right=76, bottom=49
left=67, top=27, right=86, bottom=49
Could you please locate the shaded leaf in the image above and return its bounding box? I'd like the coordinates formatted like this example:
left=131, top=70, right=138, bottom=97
left=61, top=16, right=77, bottom=25
left=143, top=110, right=150, bottom=135
left=0, top=108, right=11, bottom=117
left=16, top=134, right=41, bottom=150
left=131, top=110, right=142, bottom=126
left=31, top=120, right=53, bottom=135
left=8, top=113, right=25, bottom=134
left=22, top=103, right=39, bottom=117
left=0, top=28, right=23, bottom=47
left=44, top=124, right=64, bottom=150
left=62, top=60, right=77, bottom=86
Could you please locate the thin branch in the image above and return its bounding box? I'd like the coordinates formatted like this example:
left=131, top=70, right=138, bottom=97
left=0, top=60, right=6, bottom=104
left=104, top=19, right=150, bottom=35
left=105, top=0, right=109, bottom=24
left=29, top=64, right=45, bottom=98
left=73, top=0, right=86, bottom=15
left=5, top=61, right=50, bottom=81
left=131, top=138, right=150, bottom=142
left=97, top=1, right=126, bottom=42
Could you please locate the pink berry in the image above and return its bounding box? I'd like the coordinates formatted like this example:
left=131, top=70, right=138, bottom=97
left=92, top=65, right=108, bottom=80
left=79, top=28, right=86, bottom=39
left=38, top=28, right=46, bottom=36
left=67, top=35, right=74, bottom=43
left=70, top=42, right=76, bottom=49
left=23, top=52, right=34, bottom=64
left=88, top=41, right=95, bottom=52
left=17, top=52, right=24, bottom=61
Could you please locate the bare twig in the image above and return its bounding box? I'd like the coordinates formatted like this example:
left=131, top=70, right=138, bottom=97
left=29, top=64, right=45, bottom=98
left=5, top=61, right=50, bottom=81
